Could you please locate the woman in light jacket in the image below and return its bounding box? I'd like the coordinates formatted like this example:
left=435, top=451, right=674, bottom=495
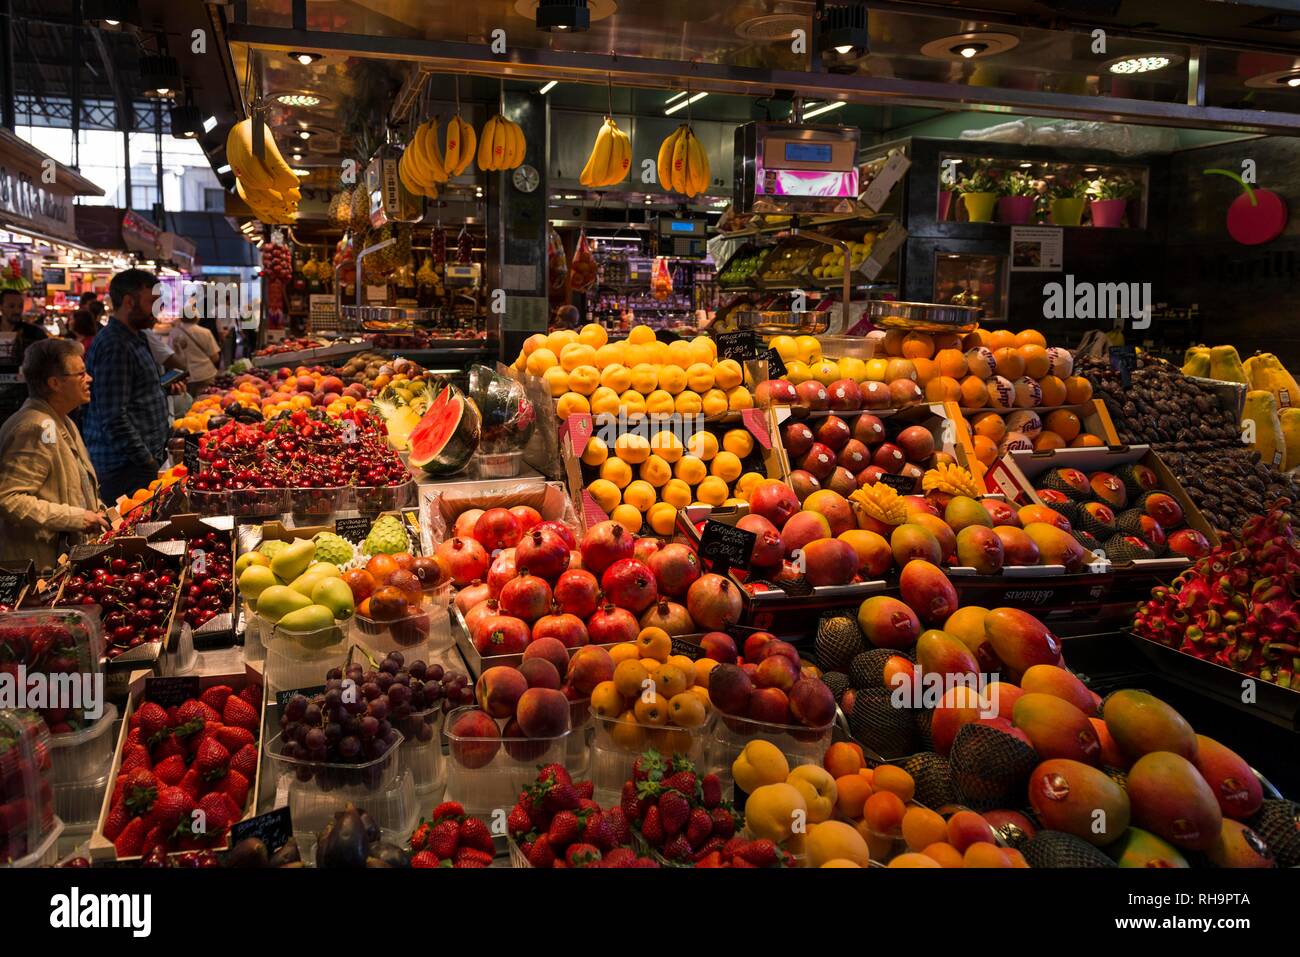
left=0, top=339, right=108, bottom=572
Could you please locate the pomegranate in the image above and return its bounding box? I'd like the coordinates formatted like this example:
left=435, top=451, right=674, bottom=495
left=552, top=569, right=600, bottom=619
left=515, top=527, right=571, bottom=582
left=435, top=537, right=489, bottom=587
left=633, top=537, right=662, bottom=564
left=472, top=614, right=531, bottom=656
left=463, top=598, right=500, bottom=636
left=646, top=543, right=702, bottom=599
left=532, top=612, right=589, bottom=648
left=486, top=548, right=518, bottom=597
left=639, top=599, right=695, bottom=636
left=509, top=506, right=543, bottom=534
left=453, top=508, right=484, bottom=540
left=454, top=580, right=491, bottom=615
left=474, top=508, right=523, bottom=551
left=600, top=558, right=659, bottom=615
left=568, top=550, right=584, bottom=570
left=687, top=573, right=744, bottom=631
left=736, top=514, right=784, bottom=567
left=587, top=603, right=640, bottom=645
left=580, top=520, right=635, bottom=576
left=748, top=480, right=800, bottom=527
left=536, top=521, right=577, bottom=551
left=498, top=573, right=553, bottom=623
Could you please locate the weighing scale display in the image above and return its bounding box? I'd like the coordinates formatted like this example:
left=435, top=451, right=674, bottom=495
left=669, top=220, right=697, bottom=233
left=784, top=142, right=833, bottom=164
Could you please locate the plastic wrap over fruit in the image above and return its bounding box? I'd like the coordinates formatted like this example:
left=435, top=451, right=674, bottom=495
left=469, top=363, right=537, bottom=453
left=547, top=227, right=569, bottom=296
left=569, top=230, right=597, bottom=292
left=651, top=257, right=673, bottom=301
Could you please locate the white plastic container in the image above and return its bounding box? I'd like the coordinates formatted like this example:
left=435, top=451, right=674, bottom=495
left=48, top=704, right=118, bottom=786
left=0, top=710, right=58, bottom=865
left=263, top=618, right=350, bottom=691
left=394, top=706, right=446, bottom=798
left=350, top=603, right=452, bottom=664
left=442, top=706, right=572, bottom=820
left=1, top=817, right=64, bottom=868
left=707, top=712, right=833, bottom=789
left=54, top=773, right=110, bottom=827
left=589, top=710, right=712, bottom=805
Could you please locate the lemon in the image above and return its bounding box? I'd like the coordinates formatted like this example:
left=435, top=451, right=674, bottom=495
left=568, top=365, right=600, bottom=395
left=674, top=454, right=707, bottom=485
left=784, top=360, right=811, bottom=385
left=630, top=363, right=659, bottom=394
left=710, top=450, right=743, bottom=482
left=674, top=390, right=703, bottom=415
left=618, top=390, right=647, bottom=415
left=685, top=362, right=715, bottom=393
left=658, top=365, right=688, bottom=395
left=561, top=342, right=597, bottom=372
left=647, top=502, right=678, bottom=536
left=547, top=330, right=579, bottom=354
left=667, top=340, right=694, bottom=369
left=701, top=388, right=729, bottom=417
left=581, top=436, right=609, bottom=466
left=595, top=342, right=626, bottom=367
left=865, top=357, right=890, bottom=382
left=522, top=333, right=549, bottom=357
left=689, top=335, right=716, bottom=365
left=542, top=365, right=570, bottom=397
left=525, top=348, right=558, bottom=377
left=650, top=430, right=684, bottom=463
left=645, top=389, right=676, bottom=415
left=623, top=480, right=657, bottom=512
left=713, top=358, right=744, bottom=390
left=600, top=457, right=633, bottom=489
left=837, top=356, right=867, bottom=382
left=614, top=432, right=651, bottom=464
left=590, top=386, right=621, bottom=415
left=640, top=454, right=673, bottom=487
left=795, top=335, right=821, bottom=364
left=723, top=428, right=754, bottom=458
left=812, top=358, right=841, bottom=386
left=579, top=323, right=608, bottom=349
left=627, top=324, right=657, bottom=345
left=555, top=392, right=590, bottom=417
left=661, top=478, right=693, bottom=508
left=770, top=335, right=799, bottom=362
left=599, top=364, right=632, bottom=393
left=611, top=503, right=644, bottom=534
left=696, top=475, right=730, bottom=505
left=727, top=386, right=754, bottom=410
left=686, top=430, right=719, bottom=462
left=587, top=479, right=621, bottom=513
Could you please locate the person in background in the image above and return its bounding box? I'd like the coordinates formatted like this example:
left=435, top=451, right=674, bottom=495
left=0, top=287, right=49, bottom=427
left=69, top=309, right=99, bottom=350
left=82, top=269, right=172, bottom=505
left=169, top=312, right=221, bottom=396
left=0, top=339, right=106, bottom=571
left=551, top=304, right=580, bottom=331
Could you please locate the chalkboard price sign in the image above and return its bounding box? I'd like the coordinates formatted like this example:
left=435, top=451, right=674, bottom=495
left=0, top=569, right=25, bottom=607
left=699, top=519, right=756, bottom=574
left=764, top=348, right=787, bottom=380
left=716, top=330, right=758, bottom=362
left=144, top=675, right=202, bottom=707
left=333, top=517, right=372, bottom=545
left=1111, top=345, right=1138, bottom=389
left=230, top=806, right=294, bottom=854
left=877, top=472, right=918, bottom=494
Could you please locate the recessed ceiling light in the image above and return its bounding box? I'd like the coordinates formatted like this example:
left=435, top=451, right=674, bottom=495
left=665, top=92, right=707, bottom=115
left=958, top=43, right=987, bottom=59
left=1084, top=166, right=1098, bottom=172
left=539, top=81, right=558, bottom=94
left=290, top=51, right=322, bottom=66
left=298, top=130, right=311, bottom=140
left=535, top=0, right=590, bottom=33
left=920, top=32, right=1019, bottom=61
left=1288, top=76, right=1300, bottom=87
left=140, top=54, right=181, bottom=99
left=1104, top=53, right=1182, bottom=75
left=1019, top=161, right=1032, bottom=168
left=820, top=3, right=869, bottom=61
left=802, top=100, right=846, bottom=119
left=273, top=92, right=328, bottom=108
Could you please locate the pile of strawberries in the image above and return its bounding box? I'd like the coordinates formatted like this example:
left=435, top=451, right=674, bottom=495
left=507, top=764, right=657, bottom=868
left=408, top=801, right=496, bottom=868
left=623, top=750, right=789, bottom=867
left=103, top=683, right=262, bottom=859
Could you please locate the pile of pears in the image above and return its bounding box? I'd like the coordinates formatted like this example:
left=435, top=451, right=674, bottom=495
left=235, top=533, right=356, bottom=642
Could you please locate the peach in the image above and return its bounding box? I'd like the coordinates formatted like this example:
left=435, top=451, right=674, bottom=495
left=566, top=645, right=615, bottom=695
left=699, top=631, right=738, bottom=663
left=516, top=687, right=570, bottom=738
left=522, top=636, right=570, bottom=678
left=518, top=657, right=561, bottom=690
left=449, top=709, right=501, bottom=769
left=946, top=809, right=998, bottom=852
left=755, top=654, right=799, bottom=691
left=748, top=687, right=790, bottom=724
left=707, top=664, right=753, bottom=715
left=474, top=666, right=528, bottom=719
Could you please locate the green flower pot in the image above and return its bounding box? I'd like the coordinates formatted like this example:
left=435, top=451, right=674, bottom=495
left=961, top=192, right=998, bottom=223
left=1050, top=197, right=1086, bottom=227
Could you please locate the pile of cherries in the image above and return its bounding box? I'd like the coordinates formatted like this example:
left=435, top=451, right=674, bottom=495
left=181, top=530, right=233, bottom=631
left=60, top=552, right=179, bottom=658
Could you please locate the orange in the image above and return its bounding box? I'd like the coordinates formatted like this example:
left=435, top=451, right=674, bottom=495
left=971, top=411, right=1007, bottom=442
left=1044, top=409, right=1082, bottom=442
left=921, top=842, right=965, bottom=868
left=1038, top=374, right=1067, bottom=407
left=613, top=658, right=650, bottom=698
left=666, top=655, right=697, bottom=686
left=1064, top=375, right=1093, bottom=405
left=864, top=790, right=907, bottom=835
left=993, top=348, right=1024, bottom=380
left=835, top=775, right=874, bottom=820
left=925, top=376, right=961, bottom=402
left=933, top=332, right=963, bottom=352
left=910, top=357, right=937, bottom=386
left=934, top=348, right=968, bottom=379
left=1034, top=430, right=1066, bottom=451
left=667, top=692, right=707, bottom=728
left=901, top=807, right=947, bottom=850
left=1018, top=344, right=1050, bottom=379
left=655, top=664, right=690, bottom=698
left=1015, top=328, right=1047, bottom=348
left=633, top=692, right=669, bottom=727
left=636, top=626, right=671, bottom=662
left=1070, top=433, right=1105, bottom=448
left=972, top=434, right=998, bottom=466
left=988, top=329, right=1017, bottom=351
left=610, top=711, right=645, bottom=750
left=609, top=643, right=640, bottom=665
left=959, top=375, right=989, bottom=409
left=871, top=765, right=915, bottom=802
left=881, top=329, right=907, bottom=357
left=901, top=332, right=934, bottom=359
left=591, top=680, right=625, bottom=718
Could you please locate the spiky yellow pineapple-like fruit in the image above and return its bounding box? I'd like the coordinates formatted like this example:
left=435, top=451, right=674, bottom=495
left=923, top=462, right=981, bottom=498
left=849, top=483, right=908, bottom=528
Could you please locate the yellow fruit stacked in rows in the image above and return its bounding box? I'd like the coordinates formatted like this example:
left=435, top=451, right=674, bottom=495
left=592, top=628, right=717, bottom=750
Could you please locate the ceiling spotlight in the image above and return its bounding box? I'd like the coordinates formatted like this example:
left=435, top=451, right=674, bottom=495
left=536, top=0, right=590, bottom=33
left=1287, top=76, right=1300, bottom=87
left=169, top=103, right=203, bottom=139
left=958, top=43, right=987, bottom=59
left=293, top=169, right=309, bottom=177
left=290, top=51, right=322, bottom=66
left=216, top=164, right=232, bottom=175
left=920, top=32, right=1019, bottom=61
left=539, top=81, right=558, bottom=94
left=85, top=0, right=139, bottom=28
left=819, top=3, right=869, bottom=62
left=298, top=130, right=312, bottom=140
left=273, top=92, right=326, bottom=108
left=1019, top=161, right=1033, bottom=168
left=802, top=100, right=846, bottom=119
left=140, top=54, right=181, bottom=99
left=1105, top=53, right=1181, bottom=75
left=292, top=153, right=303, bottom=162
left=1084, top=166, right=1098, bottom=172
left=665, top=92, right=707, bottom=115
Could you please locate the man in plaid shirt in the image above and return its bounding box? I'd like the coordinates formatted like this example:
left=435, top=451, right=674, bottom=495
left=82, top=269, right=171, bottom=505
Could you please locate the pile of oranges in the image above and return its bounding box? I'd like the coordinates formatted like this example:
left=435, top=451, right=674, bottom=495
left=117, top=464, right=188, bottom=516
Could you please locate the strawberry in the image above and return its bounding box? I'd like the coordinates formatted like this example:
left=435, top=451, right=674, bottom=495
left=453, top=847, right=493, bottom=868
left=113, top=817, right=147, bottom=858
left=197, top=793, right=230, bottom=834
left=140, top=825, right=167, bottom=858
left=216, top=768, right=249, bottom=808
left=196, top=737, right=230, bottom=777
left=215, top=726, right=254, bottom=752
left=544, top=781, right=580, bottom=814
left=692, top=835, right=726, bottom=861
left=695, top=851, right=723, bottom=868
left=177, top=768, right=203, bottom=802
left=428, top=819, right=460, bottom=859
left=739, top=839, right=778, bottom=867
left=223, top=794, right=243, bottom=824
left=526, top=835, right=556, bottom=868
left=662, top=770, right=697, bottom=798
left=700, top=773, right=722, bottom=809
left=178, top=700, right=218, bottom=726
left=731, top=855, right=757, bottom=867
left=135, top=702, right=168, bottom=739
left=565, top=843, right=602, bottom=867
left=221, top=695, right=258, bottom=730
left=409, top=821, right=431, bottom=852
left=126, top=725, right=142, bottom=745
left=547, top=810, right=580, bottom=849
left=710, top=806, right=737, bottom=839
left=620, top=780, right=642, bottom=822
left=237, top=684, right=261, bottom=707
left=662, top=833, right=692, bottom=862
left=199, top=685, right=233, bottom=712
left=507, top=804, right=532, bottom=837
left=119, top=749, right=150, bottom=774
left=102, top=804, right=130, bottom=841
left=640, top=805, right=665, bottom=846
left=632, top=750, right=663, bottom=783
left=430, top=801, right=465, bottom=824
left=574, top=780, right=594, bottom=800
left=632, top=857, right=661, bottom=868
left=537, top=763, right=571, bottom=786
left=152, top=735, right=186, bottom=761
left=149, top=786, right=193, bottom=831
left=410, top=850, right=441, bottom=868
left=601, top=847, right=637, bottom=868
left=582, top=811, right=615, bottom=851
left=459, top=816, right=495, bottom=854
left=605, top=806, right=630, bottom=845
left=231, top=744, right=258, bottom=780
left=721, top=836, right=748, bottom=858
left=153, top=754, right=187, bottom=787
left=685, top=808, right=713, bottom=848
left=123, top=770, right=158, bottom=817
left=658, top=790, right=690, bottom=837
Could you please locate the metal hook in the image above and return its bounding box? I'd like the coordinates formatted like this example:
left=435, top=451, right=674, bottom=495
left=606, top=72, right=613, bottom=119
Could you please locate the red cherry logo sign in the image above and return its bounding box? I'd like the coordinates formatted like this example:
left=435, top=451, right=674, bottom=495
left=1204, top=167, right=1288, bottom=245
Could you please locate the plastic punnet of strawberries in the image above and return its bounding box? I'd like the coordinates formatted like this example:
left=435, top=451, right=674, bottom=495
left=624, top=750, right=792, bottom=868
left=407, top=800, right=496, bottom=868
left=505, top=763, right=658, bottom=868
left=102, top=682, right=262, bottom=859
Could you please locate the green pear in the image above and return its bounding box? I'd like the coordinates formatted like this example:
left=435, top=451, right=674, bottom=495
left=256, top=584, right=314, bottom=624
left=289, top=563, right=340, bottom=598
left=238, top=564, right=279, bottom=602
left=311, top=577, right=355, bottom=620
left=269, top=537, right=315, bottom=584
left=275, top=603, right=341, bottom=648
left=235, top=551, right=270, bottom=576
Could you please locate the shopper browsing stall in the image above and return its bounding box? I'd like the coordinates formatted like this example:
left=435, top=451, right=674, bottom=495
left=0, top=287, right=49, bottom=426
left=81, top=269, right=172, bottom=505
left=169, top=313, right=221, bottom=396
left=0, top=338, right=106, bottom=571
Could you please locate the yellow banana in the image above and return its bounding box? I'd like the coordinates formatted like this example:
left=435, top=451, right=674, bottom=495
left=476, top=116, right=496, bottom=171
left=402, top=129, right=432, bottom=184
left=670, top=125, right=689, bottom=193
left=688, top=129, right=710, bottom=196
left=601, top=122, right=627, bottom=187
left=398, top=152, right=425, bottom=199
left=455, top=116, right=476, bottom=175
left=580, top=119, right=609, bottom=186
left=442, top=115, right=461, bottom=177
left=657, top=127, right=681, bottom=192
left=490, top=115, right=508, bottom=170
left=420, top=119, right=448, bottom=184
left=254, top=123, right=299, bottom=192
left=507, top=120, right=525, bottom=168
left=226, top=120, right=274, bottom=190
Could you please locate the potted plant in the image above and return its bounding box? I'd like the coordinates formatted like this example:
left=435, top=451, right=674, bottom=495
left=997, top=171, right=1039, bottom=225
left=938, top=185, right=955, bottom=222
left=1047, top=177, right=1089, bottom=227
left=956, top=163, right=999, bottom=223
left=1088, top=175, right=1138, bottom=228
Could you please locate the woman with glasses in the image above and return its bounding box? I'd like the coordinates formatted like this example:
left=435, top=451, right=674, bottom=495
left=0, top=338, right=108, bottom=572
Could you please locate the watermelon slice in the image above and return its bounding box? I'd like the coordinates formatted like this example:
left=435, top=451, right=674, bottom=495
left=408, top=385, right=481, bottom=476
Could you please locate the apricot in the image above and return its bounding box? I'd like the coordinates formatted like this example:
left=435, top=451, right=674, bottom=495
left=963, top=843, right=1014, bottom=868
left=864, top=790, right=907, bottom=835
left=902, top=807, right=948, bottom=851
left=871, top=765, right=916, bottom=803
left=921, top=842, right=965, bottom=868
left=823, top=741, right=865, bottom=778
left=889, top=852, right=942, bottom=868
left=835, top=775, right=874, bottom=820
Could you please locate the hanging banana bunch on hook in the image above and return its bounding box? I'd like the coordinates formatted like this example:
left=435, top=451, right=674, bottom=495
left=477, top=114, right=526, bottom=171
left=398, top=116, right=449, bottom=199
left=657, top=124, right=710, bottom=198
left=579, top=116, right=632, bottom=189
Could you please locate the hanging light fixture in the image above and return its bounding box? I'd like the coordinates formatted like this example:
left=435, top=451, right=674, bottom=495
left=819, top=3, right=869, bottom=63
left=85, top=0, right=139, bottom=28
left=169, top=102, right=203, bottom=139
left=140, top=53, right=181, bottom=99
left=536, top=0, right=590, bottom=33
left=289, top=51, right=322, bottom=66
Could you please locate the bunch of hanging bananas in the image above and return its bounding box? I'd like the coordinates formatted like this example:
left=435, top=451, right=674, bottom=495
left=400, top=115, right=474, bottom=199
left=657, top=124, right=710, bottom=197
left=225, top=117, right=301, bottom=223
left=477, top=114, right=526, bottom=171
left=580, top=116, right=631, bottom=189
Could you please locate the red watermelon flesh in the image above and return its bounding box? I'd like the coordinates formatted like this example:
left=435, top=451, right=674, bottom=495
left=409, top=385, right=481, bottom=476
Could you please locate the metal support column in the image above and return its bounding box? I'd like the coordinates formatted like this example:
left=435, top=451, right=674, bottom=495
left=0, top=0, right=14, bottom=131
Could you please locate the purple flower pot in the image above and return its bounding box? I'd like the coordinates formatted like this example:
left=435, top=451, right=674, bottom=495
left=997, top=196, right=1036, bottom=225
left=1089, top=198, right=1128, bottom=228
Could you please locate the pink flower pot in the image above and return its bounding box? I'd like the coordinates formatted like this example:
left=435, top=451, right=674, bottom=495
left=938, top=190, right=953, bottom=222
left=1089, top=198, right=1128, bottom=228
left=997, top=196, right=1036, bottom=225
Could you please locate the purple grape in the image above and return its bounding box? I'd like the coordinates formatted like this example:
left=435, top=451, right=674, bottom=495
left=427, top=664, right=445, bottom=682
left=408, top=661, right=427, bottom=680
left=284, top=695, right=308, bottom=721
left=369, top=696, right=389, bottom=721
left=305, top=728, right=327, bottom=751
left=387, top=684, right=411, bottom=707
left=359, top=715, right=379, bottom=738
left=338, top=736, right=361, bottom=759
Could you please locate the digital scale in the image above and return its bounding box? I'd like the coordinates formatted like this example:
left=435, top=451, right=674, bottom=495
left=444, top=263, right=481, bottom=286
left=733, top=121, right=861, bottom=214
left=653, top=215, right=708, bottom=258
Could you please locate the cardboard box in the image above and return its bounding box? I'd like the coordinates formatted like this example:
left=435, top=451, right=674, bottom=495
left=88, top=662, right=265, bottom=862
left=419, top=478, right=576, bottom=550
left=961, top=399, right=1119, bottom=486
left=989, top=444, right=1220, bottom=572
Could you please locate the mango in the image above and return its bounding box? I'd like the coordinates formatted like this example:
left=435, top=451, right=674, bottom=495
left=256, top=584, right=313, bottom=624
left=943, top=606, right=997, bottom=668
left=269, top=537, right=316, bottom=583
left=984, top=607, right=1062, bottom=678
left=916, top=629, right=979, bottom=684
left=955, top=525, right=1003, bottom=574
left=1022, top=522, right=1088, bottom=572
left=1012, top=692, right=1101, bottom=764
left=1020, top=664, right=1099, bottom=715
left=1127, top=751, right=1223, bottom=851
left=1102, top=689, right=1197, bottom=761
left=943, top=495, right=993, bottom=532
left=1028, top=758, right=1130, bottom=846
left=1206, top=819, right=1274, bottom=868
left=1193, top=735, right=1263, bottom=820
left=1107, top=827, right=1189, bottom=868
